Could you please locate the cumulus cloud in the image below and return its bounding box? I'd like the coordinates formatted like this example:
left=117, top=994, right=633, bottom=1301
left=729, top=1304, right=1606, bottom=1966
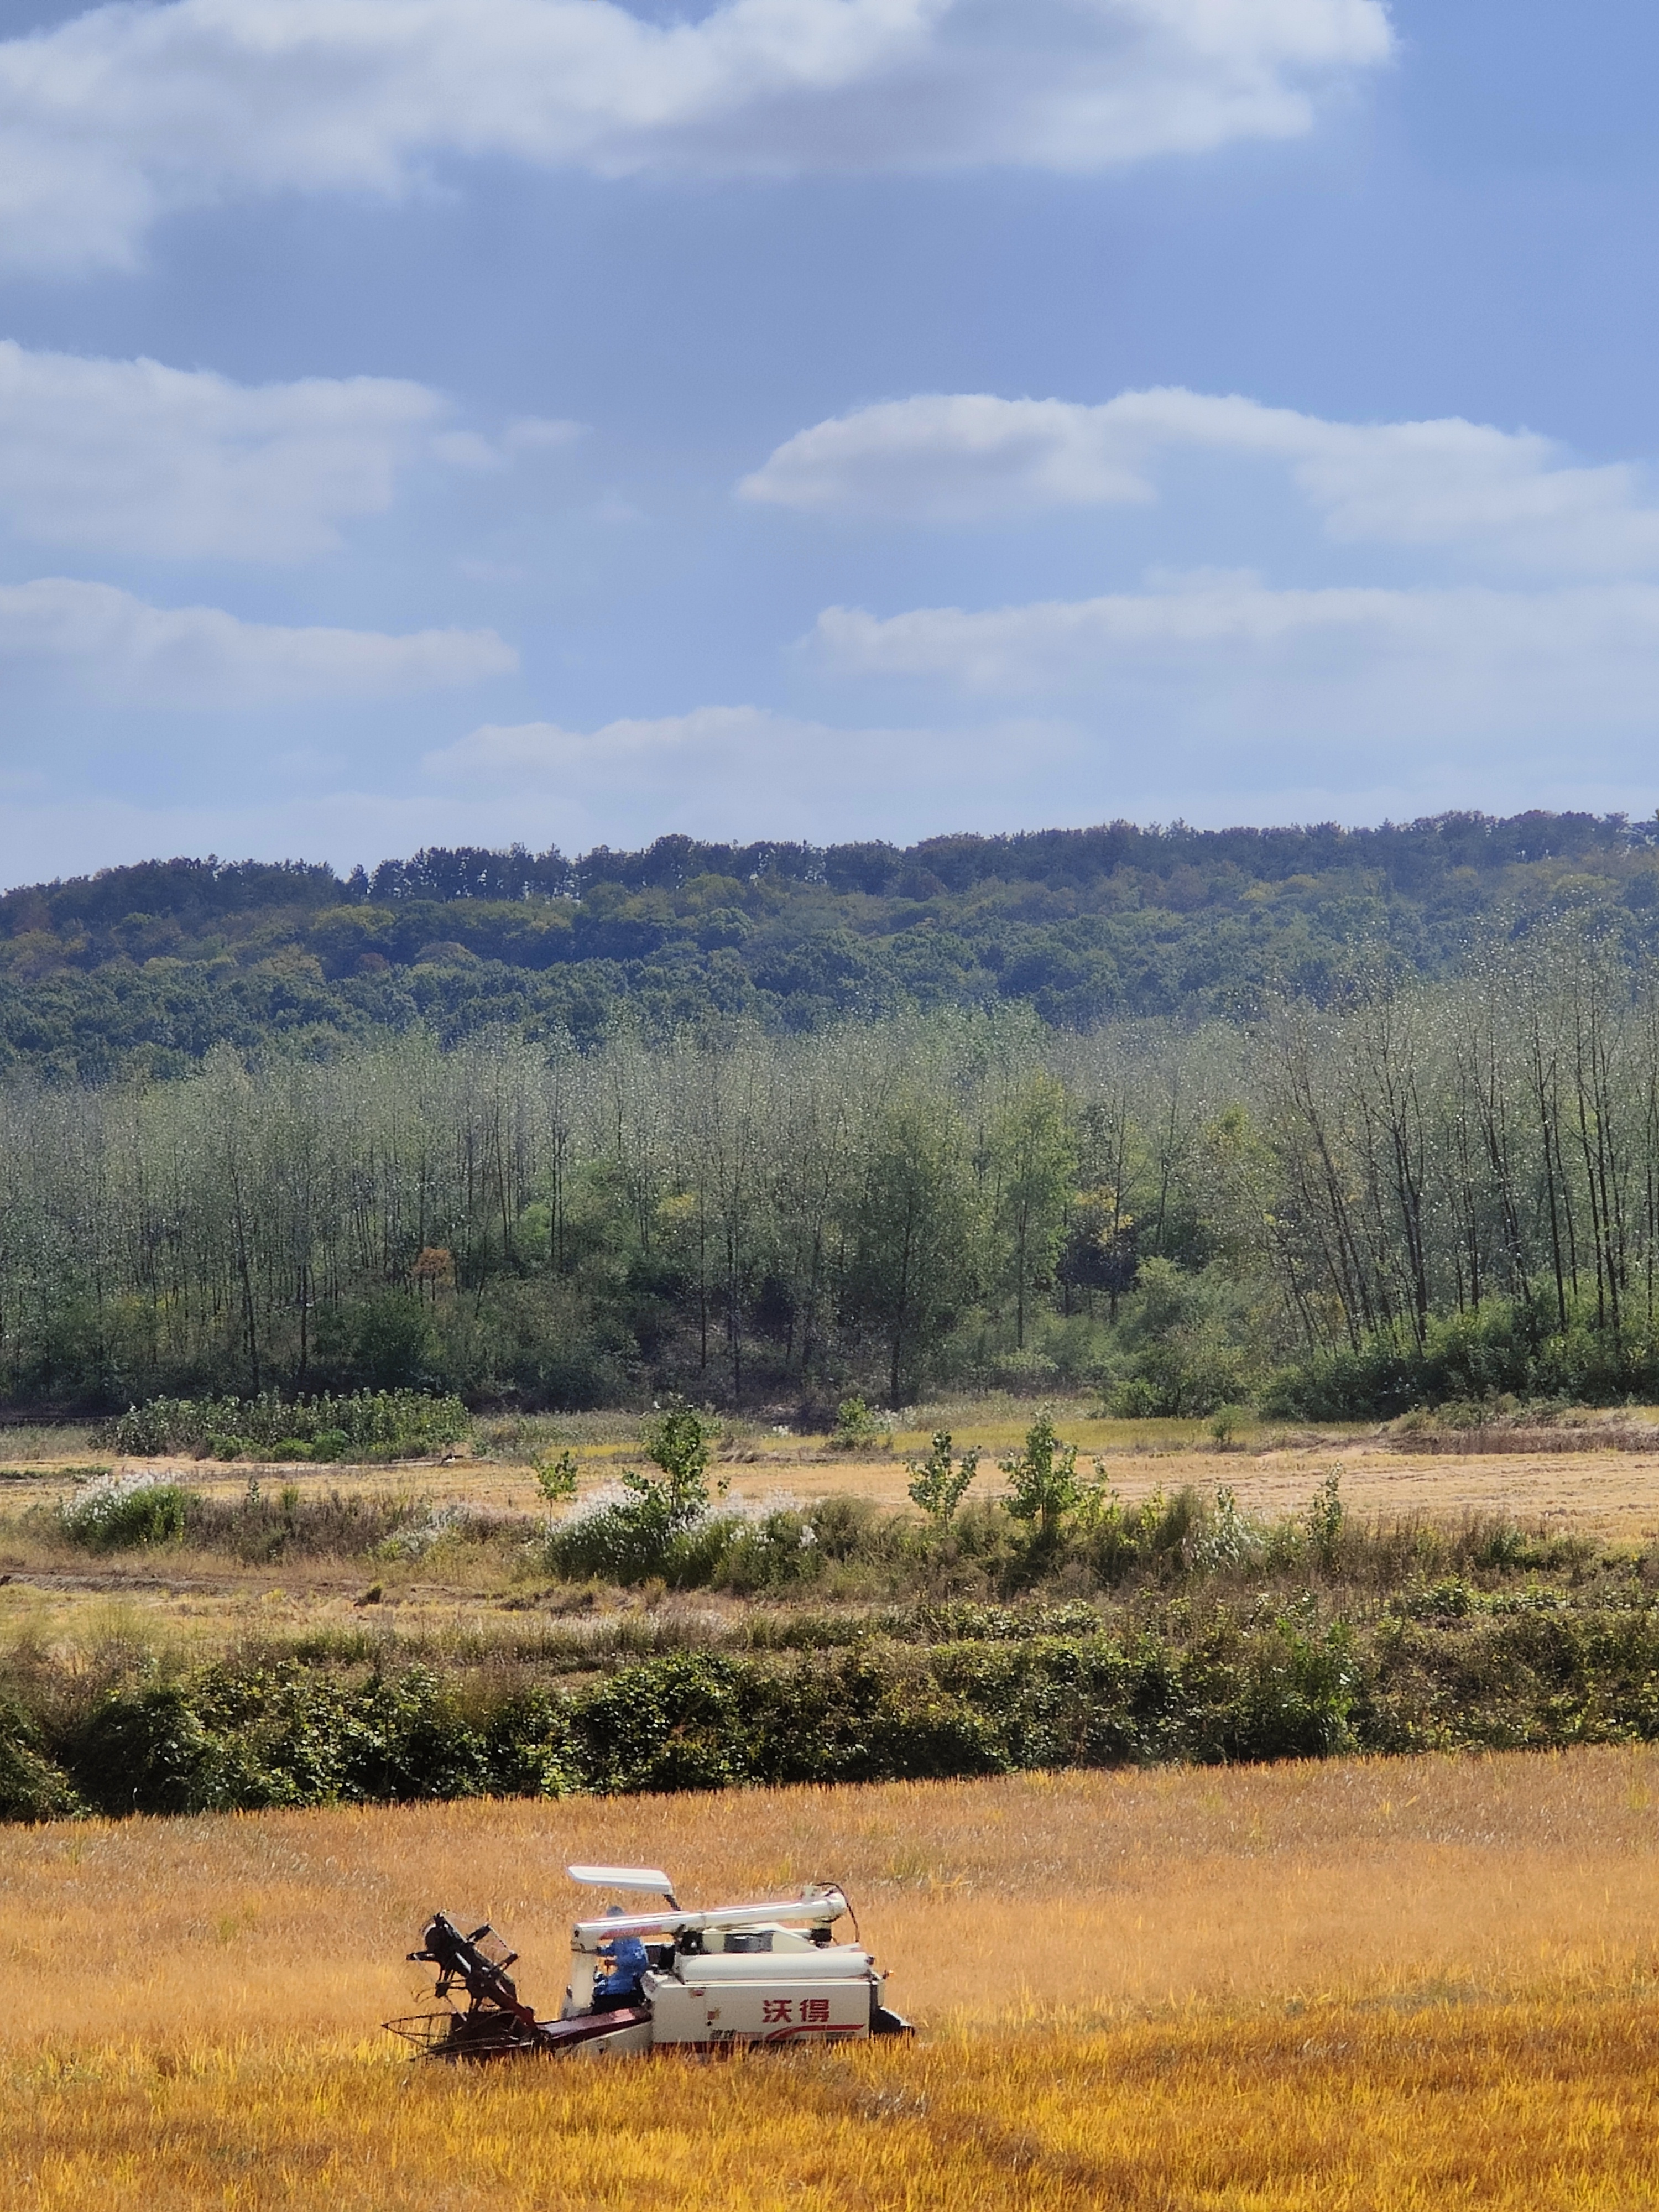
left=813, top=570, right=1659, bottom=741
left=422, top=703, right=1082, bottom=842
left=0, top=0, right=1392, bottom=272
left=0, top=341, right=473, bottom=560
left=744, top=393, right=1161, bottom=521
left=504, top=417, right=588, bottom=453
left=0, top=578, right=515, bottom=704
left=427, top=705, right=842, bottom=787
left=744, top=387, right=1659, bottom=575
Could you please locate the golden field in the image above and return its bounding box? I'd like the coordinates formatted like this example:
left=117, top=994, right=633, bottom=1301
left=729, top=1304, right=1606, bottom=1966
left=8, top=1412, right=1659, bottom=2205
left=11, top=1746, right=1659, bottom=2207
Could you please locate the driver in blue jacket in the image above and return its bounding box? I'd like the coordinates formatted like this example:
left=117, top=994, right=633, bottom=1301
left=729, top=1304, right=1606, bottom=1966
left=593, top=1903, right=650, bottom=2012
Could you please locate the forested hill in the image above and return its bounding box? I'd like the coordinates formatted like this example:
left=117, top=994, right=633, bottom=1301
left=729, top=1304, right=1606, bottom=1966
left=4, top=810, right=1659, bottom=1079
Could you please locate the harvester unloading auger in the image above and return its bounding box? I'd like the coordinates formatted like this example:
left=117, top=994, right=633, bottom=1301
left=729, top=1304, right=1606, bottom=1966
left=387, top=1864, right=913, bottom=2060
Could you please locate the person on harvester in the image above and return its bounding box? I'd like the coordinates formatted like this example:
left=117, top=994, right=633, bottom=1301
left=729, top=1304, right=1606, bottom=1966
left=593, top=1903, right=649, bottom=2012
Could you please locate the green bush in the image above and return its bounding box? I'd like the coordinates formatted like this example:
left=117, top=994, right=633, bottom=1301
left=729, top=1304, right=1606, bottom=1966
left=1105, top=1259, right=1256, bottom=1417
left=542, top=1405, right=728, bottom=1585
left=714, top=1510, right=826, bottom=1595
left=71, top=1686, right=227, bottom=1815
left=830, top=1396, right=888, bottom=1451
left=59, top=1473, right=190, bottom=1550
left=0, top=1697, right=81, bottom=1821
left=544, top=1499, right=678, bottom=1584
left=1261, top=1298, right=1659, bottom=1420
left=109, top=1389, right=470, bottom=1460
left=0, top=1579, right=1653, bottom=1823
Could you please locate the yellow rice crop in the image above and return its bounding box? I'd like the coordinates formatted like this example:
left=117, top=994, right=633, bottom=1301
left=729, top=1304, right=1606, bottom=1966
left=14, top=2002, right=1659, bottom=2211
left=9, top=1747, right=1659, bottom=2206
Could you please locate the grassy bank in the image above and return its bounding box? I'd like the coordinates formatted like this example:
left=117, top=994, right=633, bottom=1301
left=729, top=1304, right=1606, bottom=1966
left=5, top=1506, right=1659, bottom=1818
left=4, top=1398, right=1659, bottom=1823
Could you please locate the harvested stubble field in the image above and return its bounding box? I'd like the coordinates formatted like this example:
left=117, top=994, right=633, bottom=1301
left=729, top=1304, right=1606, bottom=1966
left=5, top=1423, right=1659, bottom=1654
left=11, top=1746, right=1659, bottom=2209
left=759, top=1428, right=1659, bottom=1540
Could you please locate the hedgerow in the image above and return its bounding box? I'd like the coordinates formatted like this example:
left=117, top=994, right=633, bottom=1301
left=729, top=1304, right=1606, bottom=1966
left=8, top=1599, right=1659, bottom=1823
left=52, top=1472, right=503, bottom=1564
left=108, top=1390, right=470, bottom=1461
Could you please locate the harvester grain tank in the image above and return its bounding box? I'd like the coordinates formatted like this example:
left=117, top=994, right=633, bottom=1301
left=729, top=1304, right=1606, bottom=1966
left=387, top=1863, right=912, bottom=2060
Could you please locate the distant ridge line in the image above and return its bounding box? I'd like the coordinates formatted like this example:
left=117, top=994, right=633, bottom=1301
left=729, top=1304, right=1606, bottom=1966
left=4, top=808, right=1653, bottom=922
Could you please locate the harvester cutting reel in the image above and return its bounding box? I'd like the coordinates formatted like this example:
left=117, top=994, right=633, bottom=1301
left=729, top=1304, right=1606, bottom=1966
left=387, top=1864, right=913, bottom=2062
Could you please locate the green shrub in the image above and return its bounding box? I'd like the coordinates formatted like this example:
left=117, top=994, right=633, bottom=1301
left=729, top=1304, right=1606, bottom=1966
left=830, top=1396, right=888, bottom=1451
left=3, top=1581, right=1659, bottom=1823
left=808, top=1494, right=886, bottom=1559
left=1261, top=1298, right=1659, bottom=1421
left=906, top=1430, right=980, bottom=1531
left=714, top=1510, right=825, bottom=1595
left=544, top=1498, right=675, bottom=1583
left=71, top=1686, right=228, bottom=1815
left=59, top=1473, right=190, bottom=1551
left=0, top=1697, right=81, bottom=1821
left=543, top=1406, right=727, bottom=1585
left=109, top=1390, right=469, bottom=1461
left=1105, top=1259, right=1256, bottom=1416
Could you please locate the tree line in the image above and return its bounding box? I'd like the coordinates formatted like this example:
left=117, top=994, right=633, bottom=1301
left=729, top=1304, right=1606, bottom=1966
left=7, top=811, right=1659, bottom=1083
left=6, top=919, right=1659, bottom=1415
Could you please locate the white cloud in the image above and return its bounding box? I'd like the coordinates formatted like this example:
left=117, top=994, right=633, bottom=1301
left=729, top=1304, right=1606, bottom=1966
left=743, top=393, right=1161, bottom=520
left=0, top=577, right=515, bottom=704
left=430, top=706, right=778, bottom=779
left=504, top=417, right=588, bottom=453
left=814, top=570, right=1659, bottom=739
left=0, top=340, right=461, bottom=560
left=428, top=430, right=504, bottom=473
left=422, top=703, right=1081, bottom=842
left=427, top=705, right=846, bottom=793
left=0, top=0, right=1392, bottom=272
left=743, top=387, right=1659, bottom=575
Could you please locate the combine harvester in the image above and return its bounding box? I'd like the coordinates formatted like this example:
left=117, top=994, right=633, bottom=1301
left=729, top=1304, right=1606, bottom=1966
left=388, top=1863, right=912, bottom=2061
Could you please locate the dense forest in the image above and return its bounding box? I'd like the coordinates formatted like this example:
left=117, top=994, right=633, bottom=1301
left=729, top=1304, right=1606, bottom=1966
left=4, top=811, right=1659, bottom=1080
left=6, top=893, right=1659, bottom=1416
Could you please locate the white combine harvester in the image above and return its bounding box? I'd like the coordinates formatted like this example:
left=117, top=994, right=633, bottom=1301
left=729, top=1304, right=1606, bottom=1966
left=388, top=1864, right=912, bottom=2062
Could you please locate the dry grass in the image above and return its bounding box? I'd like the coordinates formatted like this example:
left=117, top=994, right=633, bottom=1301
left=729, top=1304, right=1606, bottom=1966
left=4, top=1427, right=1659, bottom=1657
left=0, top=1423, right=99, bottom=1464
left=473, top=1396, right=1288, bottom=1464
left=9, top=1749, right=1659, bottom=2205
left=768, top=1436, right=1659, bottom=1538
left=1389, top=1422, right=1659, bottom=1454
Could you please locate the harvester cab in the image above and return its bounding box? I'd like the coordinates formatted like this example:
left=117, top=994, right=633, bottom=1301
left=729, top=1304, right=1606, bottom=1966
left=387, top=1863, right=911, bottom=2062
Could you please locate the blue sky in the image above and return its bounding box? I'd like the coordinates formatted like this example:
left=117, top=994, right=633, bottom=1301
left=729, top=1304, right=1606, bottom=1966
left=1, top=0, right=1658, bottom=881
